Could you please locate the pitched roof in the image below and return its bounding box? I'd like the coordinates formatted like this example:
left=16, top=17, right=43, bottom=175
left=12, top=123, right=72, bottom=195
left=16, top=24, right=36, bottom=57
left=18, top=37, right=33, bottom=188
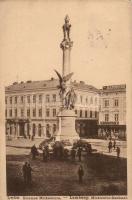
left=5, top=78, right=99, bottom=93
left=5, top=79, right=59, bottom=92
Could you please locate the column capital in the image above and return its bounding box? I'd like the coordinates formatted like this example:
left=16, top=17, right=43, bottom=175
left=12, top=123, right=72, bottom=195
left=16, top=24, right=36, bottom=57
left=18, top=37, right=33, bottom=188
left=60, top=40, right=73, bottom=50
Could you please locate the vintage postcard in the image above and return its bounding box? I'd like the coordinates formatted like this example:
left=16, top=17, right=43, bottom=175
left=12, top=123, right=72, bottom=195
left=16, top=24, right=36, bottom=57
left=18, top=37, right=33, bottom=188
left=0, top=0, right=132, bottom=199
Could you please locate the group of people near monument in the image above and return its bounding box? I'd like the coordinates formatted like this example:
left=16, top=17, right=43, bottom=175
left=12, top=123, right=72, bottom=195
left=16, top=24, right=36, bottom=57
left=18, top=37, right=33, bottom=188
left=22, top=143, right=87, bottom=185
left=22, top=139, right=121, bottom=186
left=30, top=143, right=90, bottom=162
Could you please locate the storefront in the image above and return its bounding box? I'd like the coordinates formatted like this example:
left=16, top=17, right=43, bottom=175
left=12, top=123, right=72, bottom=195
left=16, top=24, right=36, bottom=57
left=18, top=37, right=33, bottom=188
left=98, top=122, right=126, bottom=140
left=75, top=119, right=98, bottom=138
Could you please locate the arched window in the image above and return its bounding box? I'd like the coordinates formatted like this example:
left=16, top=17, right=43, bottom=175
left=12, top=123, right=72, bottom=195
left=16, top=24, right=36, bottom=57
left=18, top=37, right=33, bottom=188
left=90, top=111, right=92, bottom=118
left=80, top=110, right=82, bottom=117
left=90, top=97, right=93, bottom=104
left=10, top=125, right=12, bottom=135
left=85, top=110, right=87, bottom=118
left=32, top=123, right=36, bottom=136
left=46, top=124, right=50, bottom=137
left=80, top=96, right=83, bottom=104
left=27, top=123, right=30, bottom=136
left=38, top=124, right=42, bottom=137
left=86, top=98, right=88, bottom=104
left=53, top=124, right=57, bottom=134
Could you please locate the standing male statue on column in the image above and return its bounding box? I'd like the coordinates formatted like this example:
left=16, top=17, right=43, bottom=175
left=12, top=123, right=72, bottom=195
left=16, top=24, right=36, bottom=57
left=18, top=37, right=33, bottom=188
left=62, top=15, right=71, bottom=41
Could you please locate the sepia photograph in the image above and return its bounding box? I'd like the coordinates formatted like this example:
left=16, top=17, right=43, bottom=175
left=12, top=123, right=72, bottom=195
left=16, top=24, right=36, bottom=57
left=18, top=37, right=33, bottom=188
left=0, top=0, right=131, bottom=198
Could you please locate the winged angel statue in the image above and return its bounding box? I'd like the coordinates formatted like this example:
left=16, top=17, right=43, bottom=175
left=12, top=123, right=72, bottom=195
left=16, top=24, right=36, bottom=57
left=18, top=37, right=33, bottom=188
left=54, top=70, right=77, bottom=109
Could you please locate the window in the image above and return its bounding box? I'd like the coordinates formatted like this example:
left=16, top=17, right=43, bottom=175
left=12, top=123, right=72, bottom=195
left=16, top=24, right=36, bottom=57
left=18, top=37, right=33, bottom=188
left=75, top=110, right=77, bottom=115
left=46, top=109, right=50, bottom=117
left=53, top=94, right=56, bottom=102
left=33, top=108, right=36, bottom=117
left=15, top=96, right=17, bottom=104
left=114, top=99, right=119, bottom=107
left=53, top=124, right=57, bottom=134
left=9, top=109, right=12, bottom=117
left=104, top=100, right=109, bottom=107
left=90, top=97, right=93, bottom=104
left=105, top=114, right=109, bottom=122
left=46, top=124, right=50, bottom=137
left=86, top=98, right=88, bottom=104
left=20, top=96, right=24, bottom=103
left=80, top=96, right=83, bottom=104
left=46, top=95, right=50, bottom=103
left=39, top=108, right=42, bottom=117
left=33, top=95, right=36, bottom=103
left=21, top=109, right=24, bottom=117
left=5, top=97, right=7, bottom=104
left=38, top=124, right=42, bottom=137
left=53, top=109, right=56, bottom=117
left=27, top=109, right=30, bottom=117
left=5, top=109, right=7, bottom=117
left=15, top=109, right=17, bottom=117
left=39, top=95, right=42, bottom=103
left=85, top=110, right=87, bottom=118
left=115, top=113, right=119, bottom=122
left=32, top=124, right=36, bottom=136
left=27, top=96, right=30, bottom=104
left=10, top=97, right=12, bottom=104
left=80, top=110, right=82, bottom=117
left=90, top=111, right=92, bottom=118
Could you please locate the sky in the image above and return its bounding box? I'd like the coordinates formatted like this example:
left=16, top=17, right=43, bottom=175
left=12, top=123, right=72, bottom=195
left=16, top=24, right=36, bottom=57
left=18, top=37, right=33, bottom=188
left=0, top=0, right=131, bottom=89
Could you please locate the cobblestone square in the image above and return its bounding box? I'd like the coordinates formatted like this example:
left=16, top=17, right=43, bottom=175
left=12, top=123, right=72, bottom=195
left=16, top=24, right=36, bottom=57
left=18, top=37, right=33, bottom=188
left=6, top=146, right=127, bottom=196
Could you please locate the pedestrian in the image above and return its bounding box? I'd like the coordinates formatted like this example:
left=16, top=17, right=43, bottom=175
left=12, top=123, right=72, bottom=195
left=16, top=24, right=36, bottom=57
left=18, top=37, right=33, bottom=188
left=63, top=148, right=69, bottom=160
left=27, top=163, right=33, bottom=185
left=43, top=147, right=48, bottom=162
left=31, top=135, right=34, bottom=141
left=108, top=140, right=112, bottom=153
left=116, top=146, right=120, bottom=158
left=113, top=139, right=116, bottom=150
left=77, top=147, right=82, bottom=161
left=22, top=162, right=28, bottom=184
left=45, top=145, right=50, bottom=160
left=86, top=144, right=92, bottom=155
left=59, top=144, right=64, bottom=160
left=43, top=148, right=46, bottom=162
left=71, top=148, right=76, bottom=161
left=31, top=144, right=38, bottom=160
left=78, top=165, right=84, bottom=184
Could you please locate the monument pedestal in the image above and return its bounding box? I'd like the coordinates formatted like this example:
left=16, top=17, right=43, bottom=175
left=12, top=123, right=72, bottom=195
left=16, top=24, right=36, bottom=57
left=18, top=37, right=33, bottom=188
left=55, top=109, right=80, bottom=143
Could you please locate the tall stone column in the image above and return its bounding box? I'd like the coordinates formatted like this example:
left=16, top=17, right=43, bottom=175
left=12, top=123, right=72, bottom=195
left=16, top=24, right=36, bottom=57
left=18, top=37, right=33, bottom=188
left=61, top=40, right=73, bottom=77
left=55, top=16, right=79, bottom=143
left=60, top=15, right=73, bottom=77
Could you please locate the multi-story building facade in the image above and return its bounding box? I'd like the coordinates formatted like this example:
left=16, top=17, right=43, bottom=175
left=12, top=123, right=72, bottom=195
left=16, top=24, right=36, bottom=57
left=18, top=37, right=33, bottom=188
left=5, top=79, right=100, bottom=139
left=98, top=84, right=126, bottom=139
